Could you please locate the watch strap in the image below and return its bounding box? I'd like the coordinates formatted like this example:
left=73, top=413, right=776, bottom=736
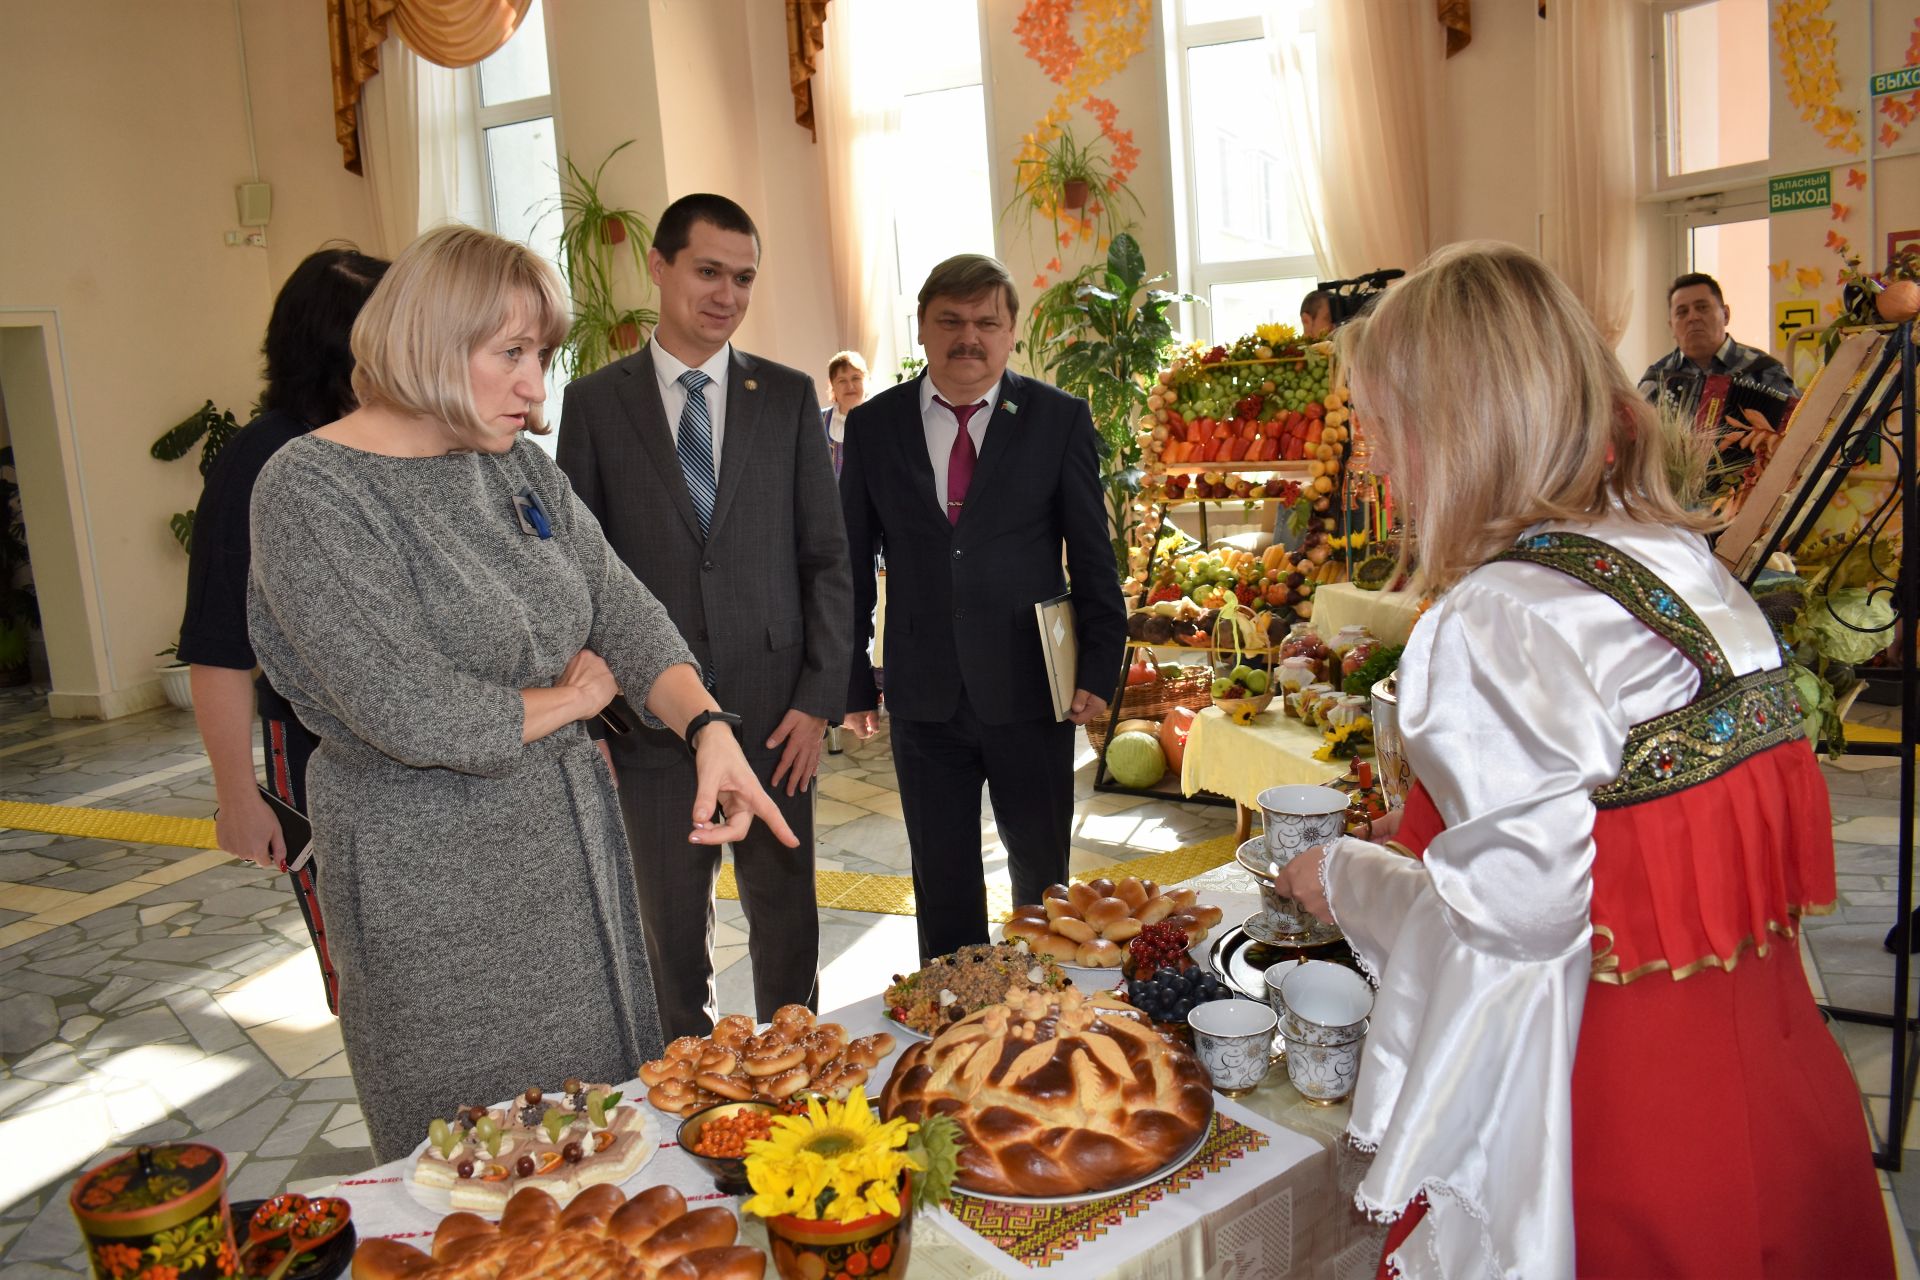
left=683, top=709, right=743, bottom=756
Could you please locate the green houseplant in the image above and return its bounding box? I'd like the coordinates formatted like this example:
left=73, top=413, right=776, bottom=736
left=1025, top=232, right=1193, bottom=574
left=150, top=400, right=242, bottom=554
left=0, top=447, right=38, bottom=686
left=552, top=140, right=658, bottom=377
left=1002, top=125, right=1142, bottom=254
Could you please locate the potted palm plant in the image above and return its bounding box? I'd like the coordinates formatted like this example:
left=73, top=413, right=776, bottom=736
left=551, top=141, right=659, bottom=377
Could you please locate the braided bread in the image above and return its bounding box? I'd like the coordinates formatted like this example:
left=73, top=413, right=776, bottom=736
left=879, top=986, right=1212, bottom=1198
left=351, top=1185, right=764, bottom=1280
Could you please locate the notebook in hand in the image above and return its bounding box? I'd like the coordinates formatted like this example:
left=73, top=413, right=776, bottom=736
left=254, top=785, right=315, bottom=872
left=1035, top=593, right=1078, bottom=722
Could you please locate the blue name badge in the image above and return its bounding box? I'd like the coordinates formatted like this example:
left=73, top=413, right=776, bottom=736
left=512, top=488, right=553, bottom=538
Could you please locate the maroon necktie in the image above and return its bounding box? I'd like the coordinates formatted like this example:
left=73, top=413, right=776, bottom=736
left=935, top=395, right=986, bottom=525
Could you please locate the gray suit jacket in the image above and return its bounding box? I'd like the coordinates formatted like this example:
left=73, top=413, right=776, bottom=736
left=558, top=344, right=854, bottom=770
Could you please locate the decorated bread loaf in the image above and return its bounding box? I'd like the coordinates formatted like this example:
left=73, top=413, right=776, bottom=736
left=879, top=986, right=1212, bottom=1197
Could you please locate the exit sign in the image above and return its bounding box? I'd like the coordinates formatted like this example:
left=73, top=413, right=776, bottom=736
left=1872, top=67, right=1920, bottom=96
left=1769, top=169, right=1832, bottom=213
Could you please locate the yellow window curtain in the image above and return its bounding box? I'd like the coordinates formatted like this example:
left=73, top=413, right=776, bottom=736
left=330, top=0, right=533, bottom=173
left=788, top=0, right=831, bottom=139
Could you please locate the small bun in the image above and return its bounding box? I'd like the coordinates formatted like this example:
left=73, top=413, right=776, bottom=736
left=1084, top=896, right=1130, bottom=930
left=1031, top=932, right=1080, bottom=962
left=1010, top=902, right=1049, bottom=922
left=1051, top=916, right=1096, bottom=943
left=1136, top=896, right=1175, bottom=925
left=1067, top=882, right=1099, bottom=912
left=1190, top=904, right=1225, bottom=929
left=1115, top=877, right=1148, bottom=911
left=1086, top=877, right=1117, bottom=899
left=1044, top=897, right=1083, bottom=922
left=1003, top=917, right=1051, bottom=946
left=1102, top=917, right=1142, bottom=943
left=1042, top=882, right=1071, bottom=901
left=1167, top=887, right=1199, bottom=911
left=1078, top=938, right=1123, bottom=968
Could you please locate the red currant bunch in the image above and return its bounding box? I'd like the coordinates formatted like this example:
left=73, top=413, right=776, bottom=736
left=1128, top=923, right=1188, bottom=973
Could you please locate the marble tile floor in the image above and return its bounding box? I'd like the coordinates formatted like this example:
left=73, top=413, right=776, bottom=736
left=2, top=680, right=1919, bottom=1273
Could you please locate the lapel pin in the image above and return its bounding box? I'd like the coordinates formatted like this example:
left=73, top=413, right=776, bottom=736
left=1004, top=400, right=1019, bottom=415
left=744, top=378, right=759, bottom=391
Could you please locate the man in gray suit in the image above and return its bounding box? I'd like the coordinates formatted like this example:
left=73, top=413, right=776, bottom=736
left=558, top=194, right=853, bottom=1038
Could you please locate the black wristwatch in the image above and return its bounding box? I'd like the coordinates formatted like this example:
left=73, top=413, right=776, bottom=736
left=683, top=709, right=743, bottom=757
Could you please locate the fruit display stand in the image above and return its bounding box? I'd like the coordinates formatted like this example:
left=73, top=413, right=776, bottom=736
left=1096, top=330, right=1359, bottom=804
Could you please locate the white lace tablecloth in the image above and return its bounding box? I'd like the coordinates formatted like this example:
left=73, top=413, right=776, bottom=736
left=320, top=871, right=1385, bottom=1278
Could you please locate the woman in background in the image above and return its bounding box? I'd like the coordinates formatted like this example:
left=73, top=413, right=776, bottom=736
left=1276, top=242, right=1889, bottom=1278
left=179, top=246, right=388, bottom=1013
left=248, top=226, right=796, bottom=1159
left=821, top=348, right=867, bottom=477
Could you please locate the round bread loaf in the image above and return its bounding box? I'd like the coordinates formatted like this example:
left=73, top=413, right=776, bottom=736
left=879, top=987, right=1211, bottom=1198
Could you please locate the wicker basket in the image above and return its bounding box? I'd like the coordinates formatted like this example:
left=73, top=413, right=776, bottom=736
left=1089, top=665, right=1215, bottom=753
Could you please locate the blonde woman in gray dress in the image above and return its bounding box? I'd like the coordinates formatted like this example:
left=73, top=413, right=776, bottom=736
left=247, top=225, right=795, bottom=1161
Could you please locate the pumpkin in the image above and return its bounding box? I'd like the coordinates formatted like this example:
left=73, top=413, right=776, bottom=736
left=1105, top=732, right=1167, bottom=789
left=1878, top=280, right=1920, bottom=323
left=1159, top=706, right=1196, bottom=772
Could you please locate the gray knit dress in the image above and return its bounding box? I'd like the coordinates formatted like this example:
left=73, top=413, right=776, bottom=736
left=248, top=435, right=691, bottom=1161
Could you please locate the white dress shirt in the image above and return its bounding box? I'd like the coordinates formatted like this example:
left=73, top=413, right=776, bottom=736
left=1322, top=511, right=1781, bottom=1279
left=651, top=341, right=732, bottom=473
left=919, top=375, right=1001, bottom=515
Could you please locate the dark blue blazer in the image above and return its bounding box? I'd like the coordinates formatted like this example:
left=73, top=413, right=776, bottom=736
left=839, top=369, right=1124, bottom=724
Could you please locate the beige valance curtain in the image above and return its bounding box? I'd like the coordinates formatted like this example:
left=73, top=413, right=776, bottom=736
left=329, top=0, right=533, bottom=173
left=788, top=0, right=831, bottom=140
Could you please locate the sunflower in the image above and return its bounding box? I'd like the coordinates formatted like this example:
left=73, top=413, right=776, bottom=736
left=740, top=1087, right=922, bottom=1223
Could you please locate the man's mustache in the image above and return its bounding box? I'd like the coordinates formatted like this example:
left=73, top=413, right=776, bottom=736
left=948, top=344, right=986, bottom=359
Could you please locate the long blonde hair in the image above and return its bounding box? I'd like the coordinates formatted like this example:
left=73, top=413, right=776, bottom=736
left=349, top=225, right=570, bottom=439
left=1342, top=241, right=1712, bottom=594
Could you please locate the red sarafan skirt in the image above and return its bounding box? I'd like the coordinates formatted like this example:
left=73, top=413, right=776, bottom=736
left=1375, top=740, right=1892, bottom=1279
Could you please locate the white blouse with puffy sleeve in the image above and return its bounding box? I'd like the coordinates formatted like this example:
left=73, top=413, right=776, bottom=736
left=1322, top=512, right=1781, bottom=1279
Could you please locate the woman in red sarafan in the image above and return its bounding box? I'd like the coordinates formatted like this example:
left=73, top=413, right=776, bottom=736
left=1276, top=242, right=1891, bottom=1279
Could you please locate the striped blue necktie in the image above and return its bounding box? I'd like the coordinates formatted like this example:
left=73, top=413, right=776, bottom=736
left=676, top=368, right=717, bottom=535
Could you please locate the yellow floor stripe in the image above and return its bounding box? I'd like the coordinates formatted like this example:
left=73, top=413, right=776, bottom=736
left=1842, top=721, right=1901, bottom=745
left=0, top=801, right=1246, bottom=919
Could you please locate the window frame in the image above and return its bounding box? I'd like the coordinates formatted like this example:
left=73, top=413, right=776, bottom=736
left=1647, top=0, right=1770, bottom=198
left=472, top=0, right=564, bottom=243
left=1166, top=3, right=1322, bottom=345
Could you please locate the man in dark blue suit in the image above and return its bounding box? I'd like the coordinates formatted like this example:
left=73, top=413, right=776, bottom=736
left=838, top=254, right=1125, bottom=961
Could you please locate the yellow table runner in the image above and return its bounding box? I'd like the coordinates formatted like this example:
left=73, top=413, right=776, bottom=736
left=1178, top=707, right=1345, bottom=809
left=1309, top=581, right=1424, bottom=647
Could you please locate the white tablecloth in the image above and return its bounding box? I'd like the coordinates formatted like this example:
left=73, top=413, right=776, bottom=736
left=321, top=875, right=1385, bottom=1277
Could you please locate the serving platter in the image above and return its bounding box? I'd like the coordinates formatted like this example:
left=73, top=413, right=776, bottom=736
left=1207, top=924, right=1355, bottom=1002
left=401, top=1106, right=659, bottom=1215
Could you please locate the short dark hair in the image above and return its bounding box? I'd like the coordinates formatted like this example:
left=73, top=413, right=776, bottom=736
left=1300, top=289, right=1333, bottom=318
left=917, top=254, right=1019, bottom=323
left=654, top=194, right=761, bottom=262
left=1667, top=272, right=1724, bottom=306
left=260, top=246, right=389, bottom=426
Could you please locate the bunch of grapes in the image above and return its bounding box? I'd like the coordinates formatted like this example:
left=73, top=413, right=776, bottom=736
left=1127, top=966, right=1229, bottom=1025
left=1127, top=923, right=1190, bottom=976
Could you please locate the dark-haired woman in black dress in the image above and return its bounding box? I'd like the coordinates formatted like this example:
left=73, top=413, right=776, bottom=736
left=177, top=246, right=387, bottom=1012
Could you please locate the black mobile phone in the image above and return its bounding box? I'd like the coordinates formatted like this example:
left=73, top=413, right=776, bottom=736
left=596, top=696, right=636, bottom=737
left=252, top=786, right=314, bottom=871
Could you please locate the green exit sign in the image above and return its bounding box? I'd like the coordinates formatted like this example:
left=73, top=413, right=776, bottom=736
left=1872, top=67, right=1920, bottom=96
left=1769, top=169, right=1832, bottom=213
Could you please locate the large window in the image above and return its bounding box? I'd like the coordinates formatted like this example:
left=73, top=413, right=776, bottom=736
left=475, top=0, right=561, bottom=267
left=889, top=0, right=996, bottom=364
left=1651, top=2, right=1772, bottom=351
left=1170, top=0, right=1321, bottom=344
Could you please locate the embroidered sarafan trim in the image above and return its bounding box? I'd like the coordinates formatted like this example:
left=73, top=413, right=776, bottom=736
left=1593, top=665, right=1807, bottom=807
left=1494, top=532, right=1807, bottom=807
left=1500, top=532, right=1743, bottom=692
